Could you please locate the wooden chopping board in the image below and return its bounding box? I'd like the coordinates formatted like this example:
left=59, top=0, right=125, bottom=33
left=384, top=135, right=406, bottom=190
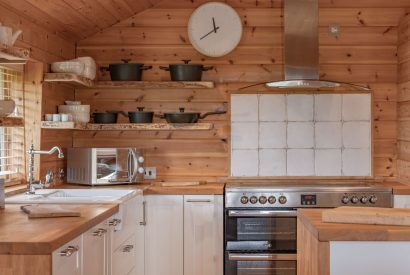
left=322, top=206, right=410, bottom=226
left=21, top=205, right=81, bottom=219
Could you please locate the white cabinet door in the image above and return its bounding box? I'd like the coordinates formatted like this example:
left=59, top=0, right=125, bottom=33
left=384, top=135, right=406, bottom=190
left=135, top=195, right=145, bottom=275
left=52, top=235, right=82, bottom=275
left=144, top=195, right=184, bottom=275
left=112, top=233, right=137, bottom=275
left=83, top=221, right=109, bottom=275
left=184, top=195, right=224, bottom=275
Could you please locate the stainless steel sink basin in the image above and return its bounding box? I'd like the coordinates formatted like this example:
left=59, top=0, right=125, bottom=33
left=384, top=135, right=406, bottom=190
left=6, top=189, right=138, bottom=204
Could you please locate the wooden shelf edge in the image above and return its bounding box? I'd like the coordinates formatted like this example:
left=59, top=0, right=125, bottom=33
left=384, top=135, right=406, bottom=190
left=0, top=117, right=24, bottom=127
left=41, top=121, right=214, bottom=131
left=43, top=73, right=94, bottom=88
left=0, top=45, right=30, bottom=63
left=92, top=81, right=215, bottom=89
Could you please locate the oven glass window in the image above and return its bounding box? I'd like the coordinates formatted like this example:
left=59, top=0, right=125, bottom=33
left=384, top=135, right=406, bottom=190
left=237, top=217, right=296, bottom=242
left=226, top=260, right=296, bottom=275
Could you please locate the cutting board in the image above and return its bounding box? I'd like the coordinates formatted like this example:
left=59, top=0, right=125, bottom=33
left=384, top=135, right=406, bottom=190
left=21, top=205, right=81, bottom=219
left=322, top=207, right=410, bottom=226
left=160, top=181, right=206, bottom=187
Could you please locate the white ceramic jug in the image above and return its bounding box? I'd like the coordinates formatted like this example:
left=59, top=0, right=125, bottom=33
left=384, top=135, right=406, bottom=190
left=0, top=23, right=22, bottom=47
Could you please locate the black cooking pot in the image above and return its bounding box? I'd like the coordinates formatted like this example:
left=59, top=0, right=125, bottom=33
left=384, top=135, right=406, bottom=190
left=92, top=111, right=122, bottom=124
left=159, top=108, right=226, bottom=123
left=128, top=107, right=154, bottom=123
left=102, top=59, right=152, bottom=81
left=159, top=60, right=213, bottom=81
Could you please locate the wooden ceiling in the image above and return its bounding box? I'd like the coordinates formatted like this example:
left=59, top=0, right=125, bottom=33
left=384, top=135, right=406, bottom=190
left=0, top=0, right=163, bottom=42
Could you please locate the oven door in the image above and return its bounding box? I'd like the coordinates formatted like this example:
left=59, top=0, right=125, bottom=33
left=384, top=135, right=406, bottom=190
left=225, top=252, right=297, bottom=275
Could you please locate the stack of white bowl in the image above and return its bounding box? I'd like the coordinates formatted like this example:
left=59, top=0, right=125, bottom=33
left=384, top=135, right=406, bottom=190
left=58, top=104, right=90, bottom=123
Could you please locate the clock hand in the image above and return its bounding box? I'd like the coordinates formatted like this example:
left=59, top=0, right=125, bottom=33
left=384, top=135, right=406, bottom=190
left=200, top=26, right=220, bottom=40
left=212, top=17, right=217, bottom=33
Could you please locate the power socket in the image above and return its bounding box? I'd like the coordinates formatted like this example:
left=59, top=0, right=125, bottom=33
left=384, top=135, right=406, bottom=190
left=144, top=167, right=157, bottom=180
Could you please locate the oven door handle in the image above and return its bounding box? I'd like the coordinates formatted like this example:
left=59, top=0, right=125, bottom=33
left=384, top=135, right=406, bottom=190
left=228, top=210, right=297, bottom=217
left=228, top=253, right=297, bottom=261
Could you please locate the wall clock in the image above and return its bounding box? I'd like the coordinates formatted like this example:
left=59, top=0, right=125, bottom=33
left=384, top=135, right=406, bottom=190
left=187, top=2, right=243, bottom=57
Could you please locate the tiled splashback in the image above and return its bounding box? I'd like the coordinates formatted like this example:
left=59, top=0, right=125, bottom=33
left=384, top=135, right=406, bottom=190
left=231, top=94, right=372, bottom=177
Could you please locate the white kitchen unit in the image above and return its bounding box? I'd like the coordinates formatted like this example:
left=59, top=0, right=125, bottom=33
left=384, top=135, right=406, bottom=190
left=144, top=195, right=184, bottom=275
left=184, top=195, right=224, bottom=275
left=393, top=195, right=410, bottom=208
left=83, top=221, right=109, bottom=275
left=52, top=235, right=82, bottom=275
left=143, top=195, right=223, bottom=275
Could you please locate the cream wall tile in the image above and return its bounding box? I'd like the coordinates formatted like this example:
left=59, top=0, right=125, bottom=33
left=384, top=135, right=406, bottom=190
left=259, top=122, right=287, bottom=149
left=231, top=94, right=258, bottom=122
left=231, top=150, right=259, bottom=176
left=315, top=122, right=342, bottom=149
left=315, top=94, right=342, bottom=121
left=287, top=149, right=315, bottom=176
left=259, top=149, right=287, bottom=176
left=232, top=122, right=258, bottom=149
left=259, top=94, right=286, bottom=121
left=343, top=122, right=371, bottom=148
left=315, top=149, right=342, bottom=176
left=342, top=94, right=371, bottom=121
left=287, top=122, right=314, bottom=148
left=287, top=94, right=314, bottom=121
left=342, top=148, right=371, bottom=176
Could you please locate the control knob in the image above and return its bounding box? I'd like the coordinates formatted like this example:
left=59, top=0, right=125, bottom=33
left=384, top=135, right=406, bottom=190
left=278, top=196, right=287, bottom=204
left=268, top=196, right=276, bottom=204
left=369, top=195, right=378, bottom=204
left=341, top=195, right=350, bottom=204
left=360, top=196, right=368, bottom=204
left=351, top=196, right=359, bottom=204
left=259, top=196, right=267, bottom=204
left=240, top=196, right=249, bottom=204
left=250, top=196, right=258, bottom=204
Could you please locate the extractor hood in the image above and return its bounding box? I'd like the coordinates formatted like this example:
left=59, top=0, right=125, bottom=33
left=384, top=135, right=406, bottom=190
left=263, top=0, right=369, bottom=91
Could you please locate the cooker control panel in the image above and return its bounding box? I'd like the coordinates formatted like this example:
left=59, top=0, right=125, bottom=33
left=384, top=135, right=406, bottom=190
left=340, top=194, right=378, bottom=205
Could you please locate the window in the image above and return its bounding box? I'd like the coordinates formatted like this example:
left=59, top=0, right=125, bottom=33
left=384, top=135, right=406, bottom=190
left=0, top=66, right=25, bottom=187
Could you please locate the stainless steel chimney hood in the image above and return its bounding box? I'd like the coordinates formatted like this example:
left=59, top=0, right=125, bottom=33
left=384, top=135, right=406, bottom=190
left=264, top=0, right=369, bottom=91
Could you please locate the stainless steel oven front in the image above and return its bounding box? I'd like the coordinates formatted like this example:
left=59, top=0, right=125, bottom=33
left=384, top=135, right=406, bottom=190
left=224, top=208, right=297, bottom=275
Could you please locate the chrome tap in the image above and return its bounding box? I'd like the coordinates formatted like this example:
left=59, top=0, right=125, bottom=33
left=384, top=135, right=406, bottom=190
left=27, top=144, right=64, bottom=194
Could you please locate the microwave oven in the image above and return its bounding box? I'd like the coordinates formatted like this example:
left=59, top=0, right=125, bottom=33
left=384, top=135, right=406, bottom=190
left=67, top=148, right=145, bottom=185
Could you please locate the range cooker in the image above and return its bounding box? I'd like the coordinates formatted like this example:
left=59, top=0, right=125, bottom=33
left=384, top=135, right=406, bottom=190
left=224, top=181, right=393, bottom=275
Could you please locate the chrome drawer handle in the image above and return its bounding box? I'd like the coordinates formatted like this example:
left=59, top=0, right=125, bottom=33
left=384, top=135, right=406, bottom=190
left=92, top=228, right=107, bottom=236
left=108, top=219, right=121, bottom=226
left=140, top=201, right=146, bottom=226
left=186, top=199, right=212, bottom=203
left=122, top=245, right=134, bottom=253
left=59, top=246, right=79, bottom=257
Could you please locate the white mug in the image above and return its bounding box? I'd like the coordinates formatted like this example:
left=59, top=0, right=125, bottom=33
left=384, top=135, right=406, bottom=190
left=45, top=114, right=53, bottom=121
left=60, top=113, right=69, bottom=122
left=52, top=114, right=61, bottom=122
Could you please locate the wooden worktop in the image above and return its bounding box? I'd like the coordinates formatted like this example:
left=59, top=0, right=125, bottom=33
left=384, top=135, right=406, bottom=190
left=0, top=204, right=118, bottom=255
left=298, top=208, right=410, bottom=242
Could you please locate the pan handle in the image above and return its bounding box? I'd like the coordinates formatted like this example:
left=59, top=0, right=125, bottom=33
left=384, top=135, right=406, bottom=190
left=142, top=65, right=152, bottom=70
left=202, top=66, right=214, bottom=71
left=159, top=66, right=170, bottom=71
left=199, top=110, right=226, bottom=119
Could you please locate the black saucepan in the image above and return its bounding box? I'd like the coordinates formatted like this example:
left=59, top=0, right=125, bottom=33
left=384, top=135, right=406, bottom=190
left=102, top=59, right=152, bottom=81
left=159, top=108, right=226, bottom=123
left=159, top=60, right=213, bottom=81
left=92, top=111, right=122, bottom=124
left=128, top=107, right=154, bottom=123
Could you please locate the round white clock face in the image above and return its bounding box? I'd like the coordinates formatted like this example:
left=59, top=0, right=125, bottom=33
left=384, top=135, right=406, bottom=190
left=188, top=2, right=243, bottom=57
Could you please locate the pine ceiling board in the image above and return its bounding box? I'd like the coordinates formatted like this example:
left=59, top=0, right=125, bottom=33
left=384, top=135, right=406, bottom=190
left=122, top=0, right=158, bottom=14
left=22, top=0, right=100, bottom=40
left=61, top=0, right=118, bottom=30
left=95, top=0, right=135, bottom=21
left=0, top=0, right=77, bottom=42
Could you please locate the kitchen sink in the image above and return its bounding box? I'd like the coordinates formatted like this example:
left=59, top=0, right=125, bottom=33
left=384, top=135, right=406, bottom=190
left=5, top=189, right=138, bottom=204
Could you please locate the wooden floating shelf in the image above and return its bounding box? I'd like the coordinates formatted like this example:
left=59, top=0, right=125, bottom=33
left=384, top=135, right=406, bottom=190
left=41, top=121, right=213, bottom=131
left=0, top=117, right=24, bottom=127
left=42, top=73, right=214, bottom=89
left=0, top=44, right=30, bottom=64
left=93, top=81, right=215, bottom=89
left=43, top=73, right=94, bottom=88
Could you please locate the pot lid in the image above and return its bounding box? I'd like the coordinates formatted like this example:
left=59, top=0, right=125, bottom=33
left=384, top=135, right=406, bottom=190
left=165, top=108, right=200, bottom=115
left=169, top=59, right=203, bottom=66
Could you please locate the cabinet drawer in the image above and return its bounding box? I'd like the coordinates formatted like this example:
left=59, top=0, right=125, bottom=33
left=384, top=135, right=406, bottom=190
left=52, top=235, right=82, bottom=275
left=112, top=233, right=137, bottom=275
left=110, top=196, right=138, bottom=248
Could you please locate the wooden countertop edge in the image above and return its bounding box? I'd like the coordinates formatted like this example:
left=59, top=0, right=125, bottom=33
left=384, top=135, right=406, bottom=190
left=298, top=209, right=410, bottom=242
left=0, top=204, right=119, bottom=255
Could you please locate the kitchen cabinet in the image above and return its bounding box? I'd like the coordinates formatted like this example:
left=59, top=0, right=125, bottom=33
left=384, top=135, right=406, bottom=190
left=83, top=221, right=109, bottom=275
left=144, top=195, right=184, bottom=275
left=184, top=195, right=224, bottom=275
left=52, top=235, right=82, bottom=275
left=143, top=195, right=223, bottom=275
